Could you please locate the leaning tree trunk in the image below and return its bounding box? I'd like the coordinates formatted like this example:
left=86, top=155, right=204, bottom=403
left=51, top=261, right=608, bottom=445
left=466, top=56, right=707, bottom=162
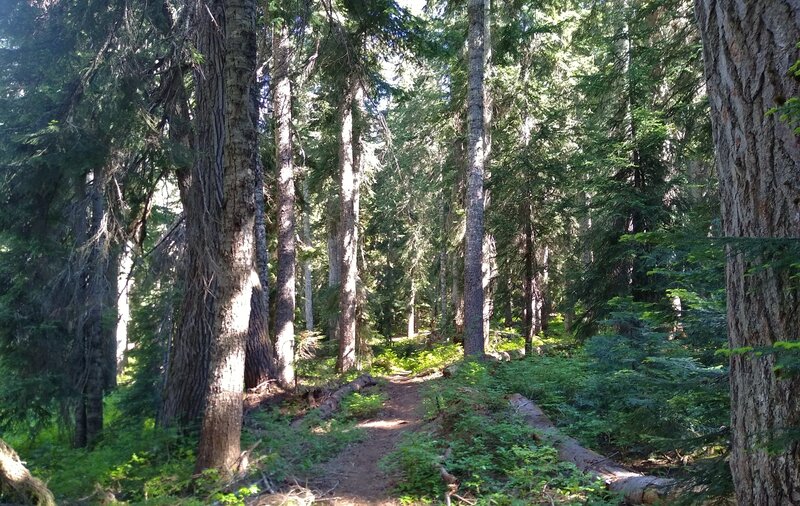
left=463, top=0, right=488, bottom=357
left=273, top=21, right=296, bottom=390
left=337, top=76, right=358, bottom=373
left=195, top=0, right=257, bottom=475
left=694, top=2, right=800, bottom=504
left=0, top=439, right=55, bottom=506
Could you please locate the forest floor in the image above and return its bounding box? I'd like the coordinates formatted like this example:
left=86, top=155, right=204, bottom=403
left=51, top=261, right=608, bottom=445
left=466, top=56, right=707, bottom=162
left=308, top=374, right=434, bottom=505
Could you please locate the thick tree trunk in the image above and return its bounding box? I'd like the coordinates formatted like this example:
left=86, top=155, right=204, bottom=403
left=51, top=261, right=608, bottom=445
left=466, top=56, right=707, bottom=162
left=195, top=0, right=257, bottom=475
left=694, top=2, right=800, bottom=504
left=337, top=76, right=358, bottom=373
left=159, top=54, right=213, bottom=427
left=273, top=22, right=296, bottom=390
left=161, top=5, right=221, bottom=428
left=463, top=0, right=488, bottom=357
left=75, top=165, right=114, bottom=448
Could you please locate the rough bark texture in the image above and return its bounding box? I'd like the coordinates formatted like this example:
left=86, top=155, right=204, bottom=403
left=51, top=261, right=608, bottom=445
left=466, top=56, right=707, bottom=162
left=291, top=374, right=376, bottom=428
left=337, top=77, right=358, bottom=373
left=245, top=147, right=276, bottom=389
left=510, top=394, right=675, bottom=504
left=694, top=2, right=800, bottom=504
left=302, top=178, right=314, bottom=331
left=161, top=25, right=219, bottom=425
left=327, top=197, right=342, bottom=342
left=273, top=22, right=296, bottom=390
left=0, top=439, right=55, bottom=506
left=75, top=165, right=114, bottom=448
left=195, top=0, right=257, bottom=474
left=463, top=0, right=488, bottom=357
left=245, top=53, right=275, bottom=390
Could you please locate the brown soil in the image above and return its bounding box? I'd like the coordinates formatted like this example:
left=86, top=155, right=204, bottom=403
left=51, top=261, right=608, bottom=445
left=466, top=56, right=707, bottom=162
left=309, top=374, right=433, bottom=506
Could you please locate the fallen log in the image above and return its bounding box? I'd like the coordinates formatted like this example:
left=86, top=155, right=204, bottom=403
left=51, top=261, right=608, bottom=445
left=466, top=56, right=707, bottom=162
left=291, top=374, right=377, bottom=428
left=509, top=394, right=675, bottom=505
left=0, top=438, right=55, bottom=506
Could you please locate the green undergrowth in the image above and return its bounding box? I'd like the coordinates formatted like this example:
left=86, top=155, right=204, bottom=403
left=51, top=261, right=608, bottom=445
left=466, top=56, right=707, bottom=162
left=4, top=379, right=368, bottom=504
left=372, top=336, right=463, bottom=375
left=383, top=360, right=618, bottom=505
left=242, top=406, right=364, bottom=482
left=379, top=311, right=731, bottom=504
left=341, top=391, right=388, bottom=419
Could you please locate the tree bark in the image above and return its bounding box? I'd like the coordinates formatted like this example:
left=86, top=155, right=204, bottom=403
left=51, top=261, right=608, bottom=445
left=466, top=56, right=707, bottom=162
left=523, top=202, right=535, bottom=356
left=326, top=198, right=342, bottom=341
left=245, top=144, right=276, bottom=389
left=161, top=61, right=217, bottom=426
left=302, top=178, right=314, bottom=331
left=245, top=33, right=275, bottom=390
left=0, top=438, right=55, bottom=506
left=337, top=76, right=358, bottom=373
left=694, top=2, right=800, bottom=504
left=75, top=165, right=114, bottom=448
left=273, top=21, right=296, bottom=390
left=195, top=0, right=257, bottom=475
left=463, top=0, right=489, bottom=357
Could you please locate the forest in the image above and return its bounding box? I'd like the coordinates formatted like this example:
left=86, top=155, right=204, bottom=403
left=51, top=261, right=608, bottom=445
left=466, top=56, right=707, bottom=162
left=0, top=0, right=798, bottom=504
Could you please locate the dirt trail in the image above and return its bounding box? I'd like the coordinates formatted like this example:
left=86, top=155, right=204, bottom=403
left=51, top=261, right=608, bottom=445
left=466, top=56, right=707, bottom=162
left=311, top=374, right=431, bottom=506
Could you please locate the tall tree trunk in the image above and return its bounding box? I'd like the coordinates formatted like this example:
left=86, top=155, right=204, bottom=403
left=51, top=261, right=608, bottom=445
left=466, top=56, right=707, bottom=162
left=337, top=76, right=358, bottom=372
left=245, top=138, right=276, bottom=389
left=159, top=52, right=213, bottom=426
left=74, top=165, right=114, bottom=448
left=463, top=0, right=489, bottom=357
left=407, top=279, right=416, bottom=338
left=302, top=178, right=314, bottom=331
left=195, top=0, right=257, bottom=474
left=161, top=14, right=220, bottom=428
left=523, top=202, right=534, bottom=356
left=694, top=2, right=800, bottom=504
left=273, top=21, right=296, bottom=389
left=244, top=24, right=275, bottom=389
left=326, top=196, right=342, bottom=342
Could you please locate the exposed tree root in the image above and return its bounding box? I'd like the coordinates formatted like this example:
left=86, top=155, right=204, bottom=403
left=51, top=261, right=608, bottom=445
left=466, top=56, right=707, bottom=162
left=509, top=394, right=675, bottom=504
left=0, top=438, right=55, bottom=506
